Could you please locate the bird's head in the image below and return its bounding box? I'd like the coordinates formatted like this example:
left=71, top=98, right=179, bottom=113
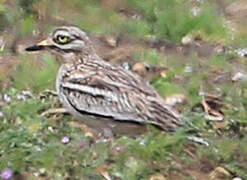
left=26, top=26, right=94, bottom=62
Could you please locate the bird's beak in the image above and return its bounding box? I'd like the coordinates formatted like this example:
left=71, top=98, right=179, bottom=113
left=25, top=38, right=53, bottom=52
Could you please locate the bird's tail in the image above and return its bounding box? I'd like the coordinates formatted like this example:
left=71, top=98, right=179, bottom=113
left=149, top=100, right=183, bottom=131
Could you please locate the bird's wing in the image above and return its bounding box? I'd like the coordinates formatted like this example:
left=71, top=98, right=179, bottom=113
left=60, top=60, right=181, bottom=130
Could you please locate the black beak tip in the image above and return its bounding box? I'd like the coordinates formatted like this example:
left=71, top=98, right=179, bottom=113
left=25, top=45, right=43, bottom=52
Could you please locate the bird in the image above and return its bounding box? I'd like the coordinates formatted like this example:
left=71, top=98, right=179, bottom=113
left=25, top=26, right=182, bottom=136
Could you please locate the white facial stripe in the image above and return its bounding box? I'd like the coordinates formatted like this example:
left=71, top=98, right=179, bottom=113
left=54, top=31, right=71, bottom=38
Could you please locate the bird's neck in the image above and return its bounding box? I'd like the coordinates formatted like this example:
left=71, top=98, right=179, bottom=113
left=79, top=52, right=103, bottom=63
left=60, top=51, right=103, bottom=68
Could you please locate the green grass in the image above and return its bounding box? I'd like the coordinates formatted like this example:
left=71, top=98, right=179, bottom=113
left=134, top=49, right=165, bottom=65
left=0, top=91, right=190, bottom=179
left=125, top=0, right=229, bottom=43
left=20, top=15, right=37, bottom=35
left=12, top=54, right=58, bottom=92
left=152, top=78, right=184, bottom=97
left=0, top=0, right=247, bottom=179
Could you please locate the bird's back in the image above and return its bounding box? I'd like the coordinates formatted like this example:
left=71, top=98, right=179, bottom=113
left=56, top=54, right=182, bottom=132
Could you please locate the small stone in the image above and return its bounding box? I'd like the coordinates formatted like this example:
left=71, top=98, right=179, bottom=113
left=204, top=114, right=224, bottom=122
left=35, top=146, right=42, bottom=152
left=184, top=65, right=193, bottom=73
left=165, top=94, right=187, bottom=106
left=236, top=48, right=247, bottom=57
left=233, top=177, right=242, bottom=180
left=194, top=0, right=204, bottom=3
left=0, top=111, right=3, bottom=118
left=48, top=126, right=55, bottom=132
left=16, top=94, right=26, bottom=101
left=22, top=90, right=33, bottom=97
left=214, top=45, right=225, bottom=54
left=39, top=168, right=46, bottom=175
left=188, top=136, right=209, bottom=146
left=160, top=71, right=167, bottom=78
left=3, top=94, right=11, bottom=103
left=96, top=138, right=108, bottom=143
left=104, top=35, right=118, bottom=48
left=139, top=139, right=147, bottom=146
left=232, top=72, right=247, bottom=82
left=61, top=136, right=70, bottom=144
left=122, top=62, right=130, bottom=70
left=1, top=168, right=13, bottom=180
left=33, top=172, right=39, bottom=177
left=16, top=90, right=33, bottom=101
left=191, top=7, right=201, bottom=16
left=131, top=14, right=141, bottom=20
left=181, top=35, right=193, bottom=45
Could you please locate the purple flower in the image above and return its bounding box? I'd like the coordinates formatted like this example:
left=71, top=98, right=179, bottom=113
left=1, top=168, right=13, bottom=180
left=61, top=136, right=70, bottom=144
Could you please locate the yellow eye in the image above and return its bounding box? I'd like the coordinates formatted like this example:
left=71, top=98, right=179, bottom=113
left=57, top=35, right=70, bottom=44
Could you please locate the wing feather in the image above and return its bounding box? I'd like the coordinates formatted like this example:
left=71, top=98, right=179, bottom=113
left=59, top=60, right=181, bottom=130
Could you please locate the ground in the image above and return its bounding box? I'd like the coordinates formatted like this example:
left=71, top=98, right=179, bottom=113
left=0, top=0, right=247, bottom=179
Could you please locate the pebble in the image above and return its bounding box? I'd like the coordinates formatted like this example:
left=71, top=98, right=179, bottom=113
left=48, top=126, right=55, bottom=133
left=233, top=177, right=242, bottom=180
left=0, top=111, right=3, bottom=118
left=22, top=90, right=33, bottom=97
left=3, top=94, right=11, bottom=103
left=39, top=168, right=46, bottom=175
left=191, top=7, right=201, bottom=16
left=16, top=90, right=33, bottom=101
left=232, top=72, right=247, bottom=82
left=204, top=114, right=224, bottom=122
left=104, top=35, right=117, bottom=48
left=236, top=48, right=247, bottom=57
left=184, top=65, right=193, bottom=73
left=16, top=94, right=26, bottom=101
left=139, top=139, right=147, bottom=146
left=194, top=0, right=204, bottom=3
left=165, top=94, right=187, bottom=106
left=188, top=136, right=209, bottom=146
left=181, top=35, right=193, bottom=45
left=122, top=62, right=130, bottom=70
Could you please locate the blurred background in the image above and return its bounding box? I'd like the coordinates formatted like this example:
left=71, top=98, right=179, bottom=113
left=0, top=0, right=247, bottom=179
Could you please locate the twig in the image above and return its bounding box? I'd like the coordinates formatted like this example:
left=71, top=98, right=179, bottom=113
left=41, top=108, right=68, bottom=116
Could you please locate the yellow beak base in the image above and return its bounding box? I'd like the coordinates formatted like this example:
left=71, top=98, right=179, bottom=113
left=25, top=39, right=52, bottom=51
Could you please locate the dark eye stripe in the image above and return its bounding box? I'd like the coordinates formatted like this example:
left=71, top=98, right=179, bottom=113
left=72, top=34, right=82, bottom=40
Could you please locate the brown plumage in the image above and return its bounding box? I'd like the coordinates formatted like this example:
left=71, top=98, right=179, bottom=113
left=26, top=26, right=182, bottom=135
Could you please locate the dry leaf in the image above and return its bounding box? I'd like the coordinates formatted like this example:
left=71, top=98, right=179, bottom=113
left=149, top=173, right=167, bottom=180
left=209, top=167, right=231, bottom=179
left=97, top=166, right=112, bottom=180
left=132, top=62, right=147, bottom=75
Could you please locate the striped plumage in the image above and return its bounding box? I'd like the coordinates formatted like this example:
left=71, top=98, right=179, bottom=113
left=26, top=26, right=182, bottom=135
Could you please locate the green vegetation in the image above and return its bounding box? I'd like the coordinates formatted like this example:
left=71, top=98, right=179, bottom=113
left=125, top=0, right=228, bottom=42
left=0, top=0, right=247, bottom=179
left=12, top=54, right=58, bottom=92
